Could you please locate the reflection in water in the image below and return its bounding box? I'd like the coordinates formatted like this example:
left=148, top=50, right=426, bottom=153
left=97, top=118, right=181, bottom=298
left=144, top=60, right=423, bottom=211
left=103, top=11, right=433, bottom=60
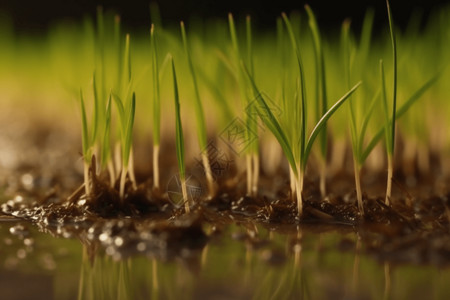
left=352, top=234, right=361, bottom=295
left=152, top=259, right=159, bottom=300
left=2, top=222, right=450, bottom=300
left=384, top=262, right=391, bottom=300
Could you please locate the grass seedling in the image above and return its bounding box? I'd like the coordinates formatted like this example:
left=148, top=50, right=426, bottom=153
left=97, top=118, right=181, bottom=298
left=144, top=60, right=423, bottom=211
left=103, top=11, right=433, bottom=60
left=101, top=94, right=114, bottom=187
left=150, top=24, right=161, bottom=190
left=112, top=91, right=136, bottom=200
left=241, top=12, right=361, bottom=217
left=305, top=5, right=328, bottom=198
left=340, top=1, right=439, bottom=214
left=245, top=16, right=260, bottom=196
left=340, top=19, right=375, bottom=215
left=171, top=57, right=189, bottom=213
left=180, top=21, right=216, bottom=197
left=79, top=89, right=92, bottom=196
left=383, top=0, right=397, bottom=205
left=228, top=13, right=259, bottom=197
left=243, top=62, right=361, bottom=216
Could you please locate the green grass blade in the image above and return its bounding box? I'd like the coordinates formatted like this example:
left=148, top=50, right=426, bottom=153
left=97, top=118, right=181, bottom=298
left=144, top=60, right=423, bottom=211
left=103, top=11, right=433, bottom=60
left=246, top=15, right=254, bottom=76
left=120, top=34, right=131, bottom=96
left=245, top=15, right=258, bottom=154
left=340, top=20, right=359, bottom=158
left=305, top=5, right=328, bottom=158
left=95, top=6, right=105, bottom=118
left=242, top=62, right=297, bottom=177
left=172, top=58, right=185, bottom=180
left=91, top=72, right=100, bottom=145
left=386, top=0, right=397, bottom=155
left=359, top=9, right=375, bottom=64
left=228, top=13, right=240, bottom=56
left=123, top=92, right=136, bottom=167
left=303, top=81, right=362, bottom=170
left=180, top=21, right=207, bottom=150
left=101, top=94, right=112, bottom=167
left=228, top=13, right=258, bottom=156
left=380, top=60, right=392, bottom=154
left=361, top=73, right=441, bottom=163
left=282, top=12, right=307, bottom=162
left=151, top=24, right=161, bottom=146
left=79, top=89, right=90, bottom=163
left=114, top=15, right=122, bottom=91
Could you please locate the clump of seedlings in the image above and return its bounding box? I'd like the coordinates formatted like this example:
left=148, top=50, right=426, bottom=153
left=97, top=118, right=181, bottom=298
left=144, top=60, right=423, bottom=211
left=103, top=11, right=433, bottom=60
left=1, top=1, right=450, bottom=264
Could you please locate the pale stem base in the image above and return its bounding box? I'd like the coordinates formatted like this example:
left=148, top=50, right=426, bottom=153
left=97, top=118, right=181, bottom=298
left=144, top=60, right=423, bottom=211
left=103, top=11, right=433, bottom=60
left=201, top=152, right=217, bottom=197
left=246, top=154, right=252, bottom=196
left=295, top=169, right=304, bottom=217
left=353, top=157, right=364, bottom=216
left=114, top=142, right=122, bottom=177
left=83, top=161, right=91, bottom=196
left=107, top=160, right=116, bottom=188
left=181, top=176, right=190, bottom=213
left=128, top=149, right=137, bottom=190
left=289, top=166, right=296, bottom=200
left=251, top=154, right=259, bottom=196
left=153, top=144, right=160, bottom=189
left=319, top=160, right=326, bottom=198
left=385, top=154, right=393, bottom=206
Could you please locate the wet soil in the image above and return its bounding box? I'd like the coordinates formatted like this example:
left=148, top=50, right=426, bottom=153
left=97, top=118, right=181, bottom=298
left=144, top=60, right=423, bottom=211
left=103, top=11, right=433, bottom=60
left=0, top=119, right=449, bottom=267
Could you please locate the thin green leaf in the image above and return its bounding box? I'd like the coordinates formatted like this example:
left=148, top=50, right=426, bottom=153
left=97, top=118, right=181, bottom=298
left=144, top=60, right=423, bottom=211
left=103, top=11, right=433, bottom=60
left=172, top=58, right=185, bottom=180
left=246, top=15, right=254, bottom=76
left=387, top=0, right=397, bottom=155
left=305, top=5, right=328, bottom=158
left=341, top=19, right=359, bottom=157
left=123, top=92, right=136, bottom=167
left=358, top=9, right=375, bottom=65
left=120, top=34, right=131, bottom=96
left=244, top=15, right=258, bottom=154
left=79, top=89, right=90, bottom=163
left=242, top=62, right=297, bottom=177
left=151, top=24, right=161, bottom=146
left=228, top=13, right=240, bottom=56
left=380, top=60, right=393, bottom=154
left=180, top=21, right=207, bottom=150
left=228, top=13, right=258, bottom=155
left=303, top=81, right=362, bottom=169
left=114, top=14, right=122, bottom=90
left=91, top=72, right=99, bottom=145
left=101, top=94, right=112, bottom=167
